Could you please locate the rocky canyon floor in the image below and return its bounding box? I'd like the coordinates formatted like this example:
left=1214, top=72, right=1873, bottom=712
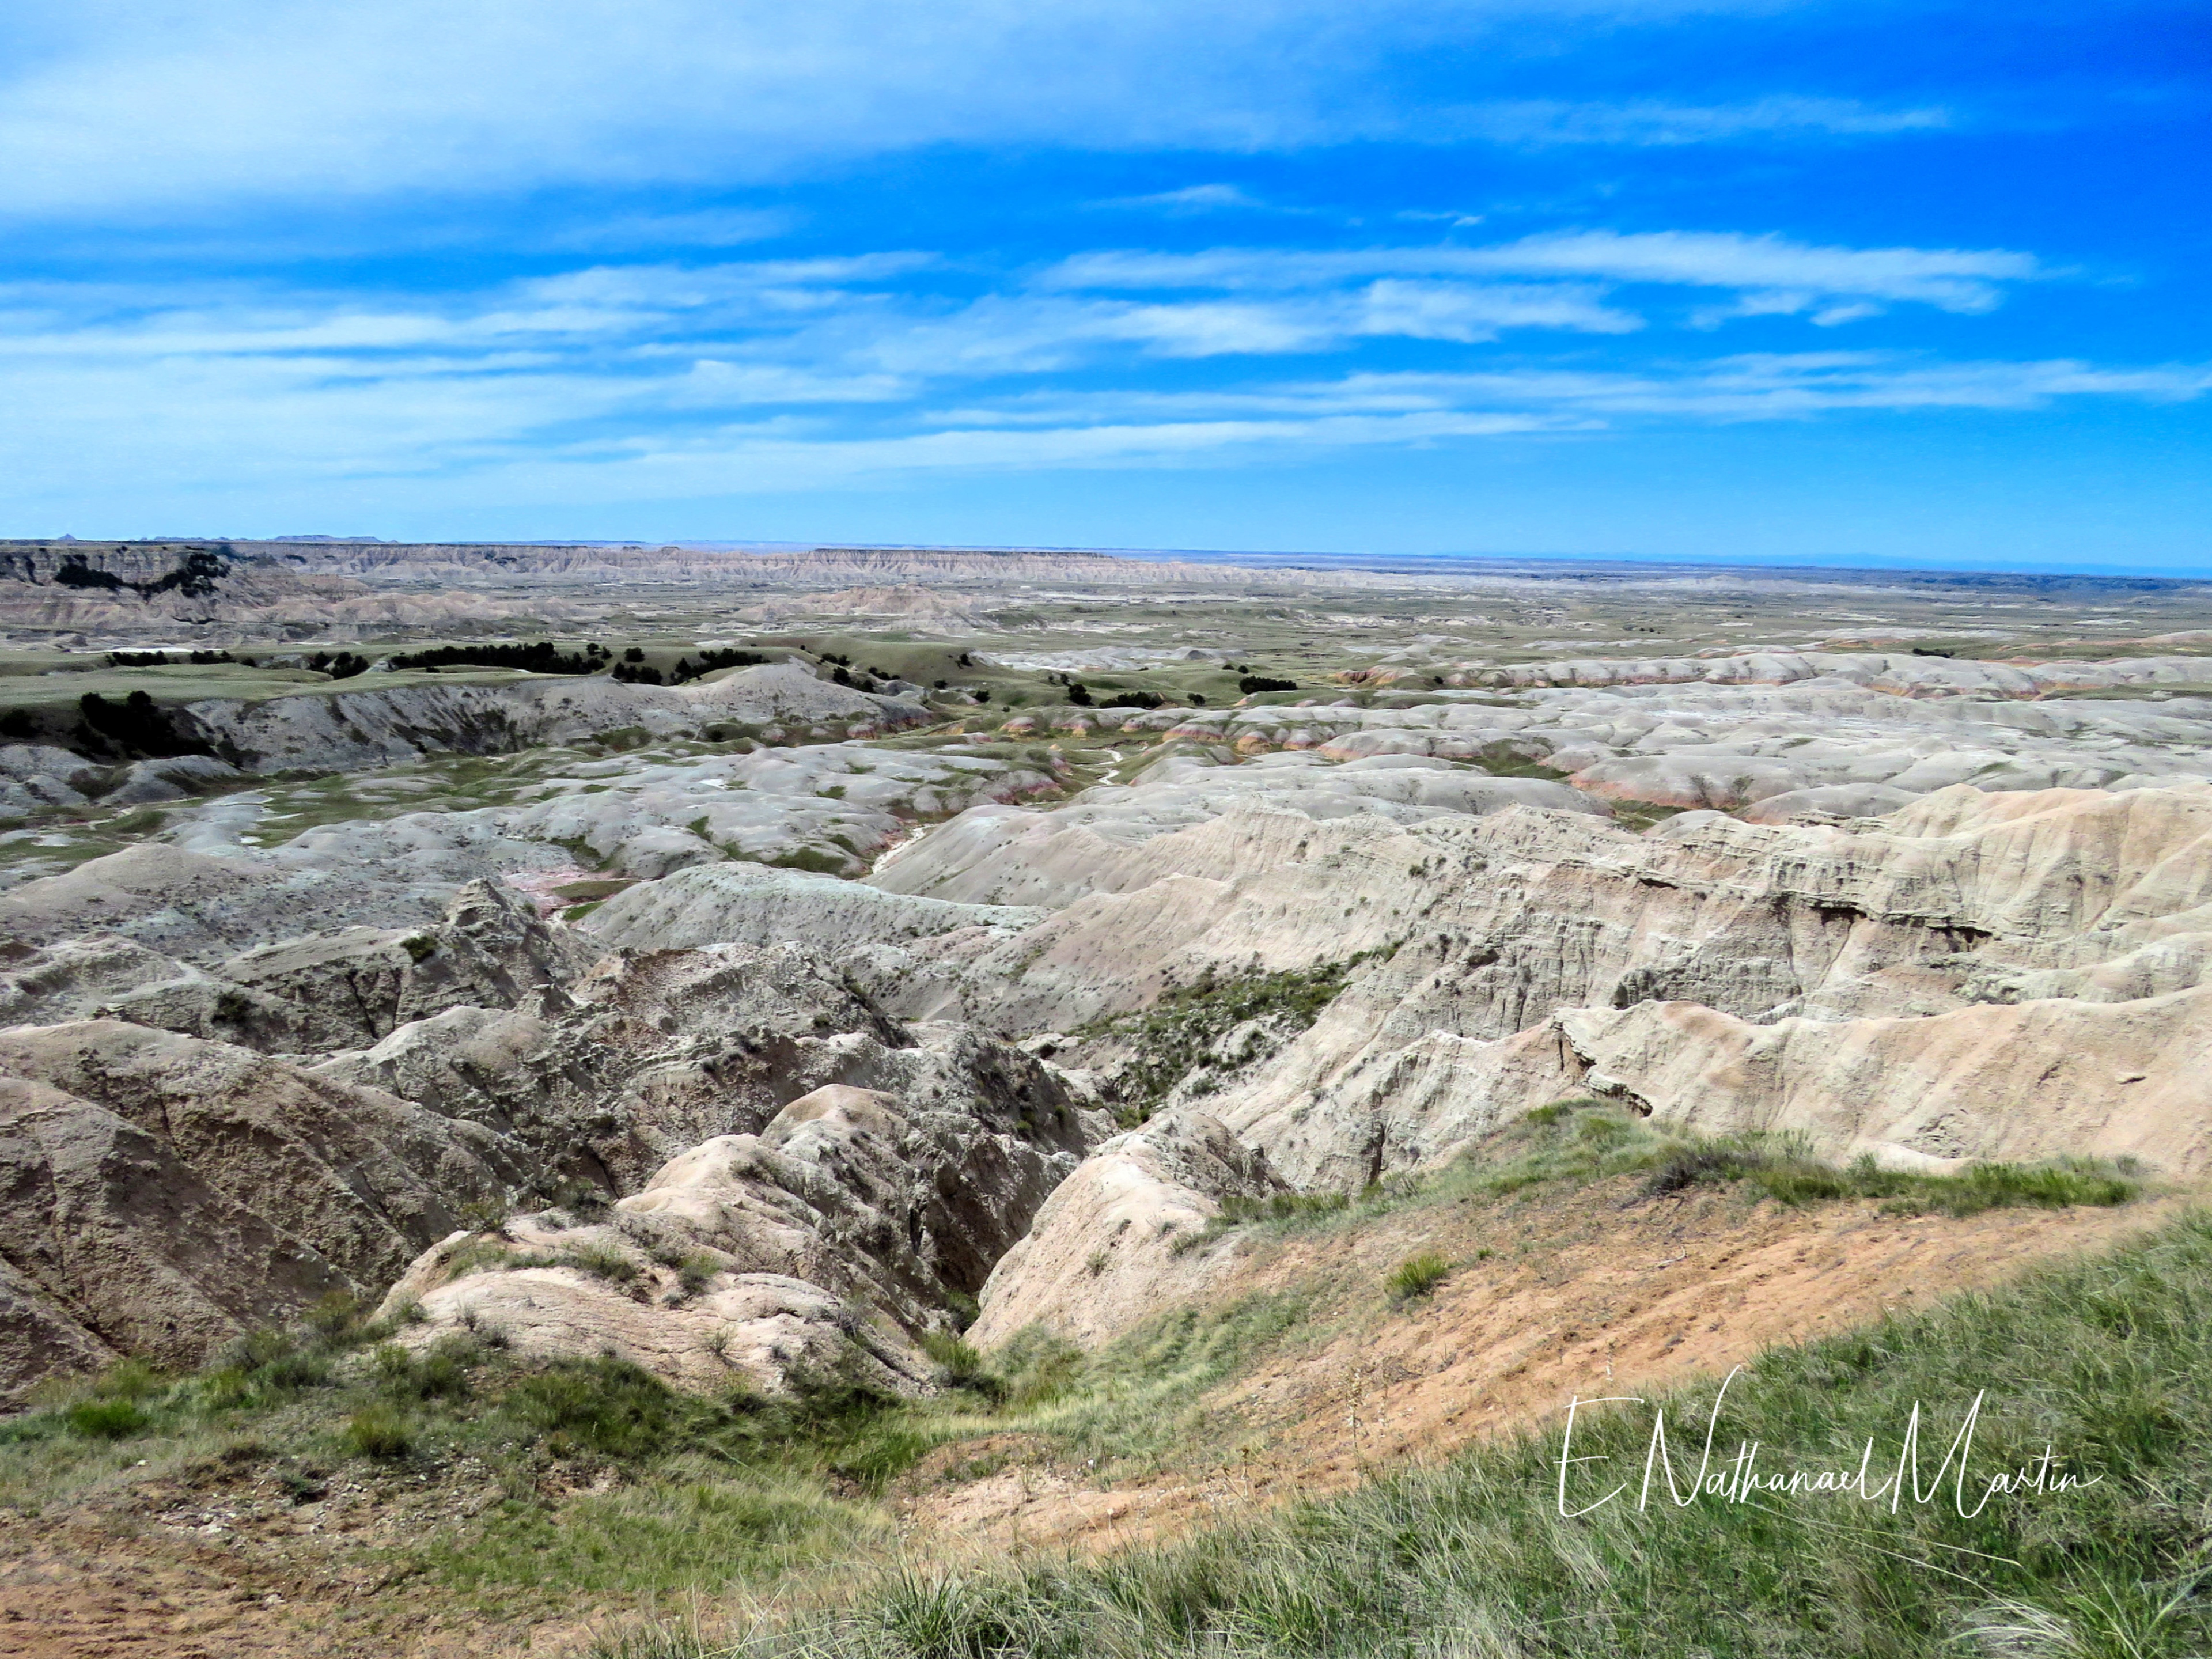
left=2, top=540, right=2209, bottom=1656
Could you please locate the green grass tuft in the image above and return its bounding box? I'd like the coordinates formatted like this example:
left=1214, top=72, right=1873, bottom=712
left=341, top=1403, right=412, bottom=1460
left=1384, top=1252, right=1452, bottom=1301
left=503, top=1355, right=686, bottom=1460
left=1644, top=1142, right=2142, bottom=1218
left=918, top=1332, right=1000, bottom=1400
left=65, top=1398, right=149, bottom=1440
left=561, top=1241, right=642, bottom=1283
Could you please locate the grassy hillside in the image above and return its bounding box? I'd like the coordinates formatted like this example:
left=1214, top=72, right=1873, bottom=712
left=0, top=1118, right=2177, bottom=1655
left=624, top=1207, right=2212, bottom=1659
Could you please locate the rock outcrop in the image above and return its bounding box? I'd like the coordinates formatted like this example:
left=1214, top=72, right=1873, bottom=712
left=582, top=862, right=1043, bottom=956
left=3, top=878, right=584, bottom=1053
left=12, top=608, right=2212, bottom=1403
left=377, top=1064, right=1100, bottom=1392
left=862, top=782, right=2212, bottom=1346
left=969, top=1109, right=1282, bottom=1349
left=182, top=661, right=928, bottom=775
left=0, top=1023, right=517, bottom=1401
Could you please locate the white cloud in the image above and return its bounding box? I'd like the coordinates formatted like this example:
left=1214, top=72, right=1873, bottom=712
left=4, top=257, right=2202, bottom=511
left=2, top=237, right=2196, bottom=520
left=1092, top=184, right=1278, bottom=214
left=1460, top=96, right=1950, bottom=146
left=1044, top=230, right=2043, bottom=316
left=840, top=282, right=1638, bottom=375
left=1302, top=355, right=2212, bottom=419
left=0, top=0, right=1801, bottom=222
left=1479, top=230, right=2038, bottom=311
left=1354, top=280, right=1640, bottom=341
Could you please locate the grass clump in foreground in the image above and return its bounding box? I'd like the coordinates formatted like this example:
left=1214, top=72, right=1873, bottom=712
left=0, top=1298, right=916, bottom=1612
left=620, top=1210, right=2212, bottom=1659
left=1639, top=1135, right=2141, bottom=1219
left=1178, top=1102, right=2143, bottom=1258
left=0, top=1272, right=1319, bottom=1619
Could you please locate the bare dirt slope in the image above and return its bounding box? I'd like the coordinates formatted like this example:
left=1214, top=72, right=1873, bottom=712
left=903, top=1182, right=2188, bottom=1556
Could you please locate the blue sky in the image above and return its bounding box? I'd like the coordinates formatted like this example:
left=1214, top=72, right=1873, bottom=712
left=1, top=0, right=2207, bottom=570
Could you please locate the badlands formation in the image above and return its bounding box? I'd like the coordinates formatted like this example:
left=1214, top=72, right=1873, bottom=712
left=2, top=539, right=2211, bottom=1413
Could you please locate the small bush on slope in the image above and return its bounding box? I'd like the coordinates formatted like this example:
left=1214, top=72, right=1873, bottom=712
left=632, top=1209, right=2212, bottom=1659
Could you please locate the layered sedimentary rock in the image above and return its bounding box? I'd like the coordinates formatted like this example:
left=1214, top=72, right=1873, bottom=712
left=0, top=1024, right=516, bottom=1400
left=10, top=638, right=2212, bottom=1395
left=182, top=661, right=926, bottom=774
left=1097, top=670, right=2212, bottom=814
left=968, top=1109, right=1283, bottom=1349
left=378, top=1064, right=1099, bottom=1392
left=868, top=781, right=2212, bottom=1344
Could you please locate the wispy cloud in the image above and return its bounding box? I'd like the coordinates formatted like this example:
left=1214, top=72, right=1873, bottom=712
left=854, top=283, right=1639, bottom=373
left=927, top=355, right=2212, bottom=428
left=1460, top=96, right=1952, bottom=147
left=1090, top=184, right=1281, bottom=215
left=0, top=0, right=1818, bottom=223
left=535, top=207, right=799, bottom=252
left=2, top=232, right=2200, bottom=514
left=1044, top=231, right=2044, bottom=317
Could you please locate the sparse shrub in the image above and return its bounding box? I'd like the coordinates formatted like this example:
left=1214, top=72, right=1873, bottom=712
left=1085, top=957, right=1380, bottom=1126
left=920, top=1332, right=1002, bottom=1400
left=944, top=1289, right=980, bottom=1332
left=994, top=1328, right=1082, bottom=1412
left=302, top=1290, right=363, bottom=1344
left=342, top=1403, right=412, bottom=1460
left=1639, top=1141, right=2141, bottom=1218
left=1387, top=1252, right=1452, bottom=1301
left=107, top=806, right=168, bottom=836
left=1085, top=1249, right=1110, bottom=1277
left=77, top=688, right=211, bottom=758
left=304, top=650, right=369, bottom=680
left=1215, top=1191, right=1350, bottom=1228
left=1520, top=1096, right=1611, bottom=1127
left=503, top=1356, right=681, bottom=1459
left=376, top=1336, right=479, bottom=1402
left=388, top=640, right=594, bottom=676
left=561, top=1241, right=640, bottom=1284
left=87, top=1358, right=165, bottom=1401
left=66, top=1398, right=149, bottom=1440
left=214, top=1329, right=332, bottom=1393
left=674, top=1252, right=722, bottom=1298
